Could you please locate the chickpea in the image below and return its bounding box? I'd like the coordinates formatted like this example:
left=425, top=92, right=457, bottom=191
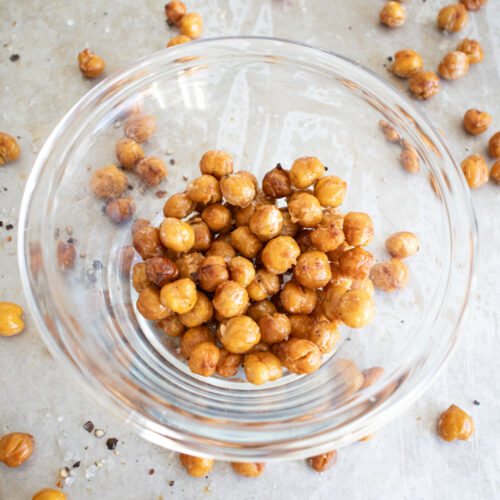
left=159, top=218, right=195, bottom=253
left=233, top=203, right=255, bottom=227
left=361, top=366, right=385, bottom=390
left=289, top=314, right=315, bottom=339
left=231, top=226, right=263, bottom=258
left=167, top=35, right=191, bottom=47
left=90, top=165, right=128, bottom=199
left=160, top=278, right=197, bottom=314
left=0, top=432, right=34, bottom=467
left=351, top=278, right=375, bottom=297
left=155, top=315, right=185, bottom=338
left=228, top=256, right=255, bottom=288
left=32, top=489, right=67, bottom=500
left=105, top=197, right=136, bottom=224
left=489, top=132, right=500, bottom=158
left=280, top=281, right=317, bottom=314
left=198, top=255, right=229, bottom=292
left=188, top=342, right=219, bottom=377
left=438, top=404, right=475, bottom=441
left=460, top=154, right=489, bottom=188
left=343, top=212, right=374, bottom=247
left=288, top=191, right=323, bottom=228
left=308, top=451, right=338, bottom=473
left=248, top=342, right=271, bottom=354
left=379, top=120, right=401, bottom=143
left=179, top=291, right=213, bottom=328
left=400, top=148, right=420, bottom=174
left=206, top=240, right=236, bottom=260
left=247, top=269, right=281, bottom=301
left=321, top=207, right=344, bottom=228
left=163, top=192, right=196, bottom=219
left=259, top=313, right=291, bottom=344
left=213, top=280, right=249, bottom=319
left=380, top=1, right=406, bottom=27
left=0, top=132, right=20, bottom=165
left=491, top=161, right=500, bottom=184
left=438, top=51, right=469, bottom=80
left=179, top=454, right=215, bottom=477
left=186, top=175, right=221, bottom=205
left=231, top=462, right=266, bottom=478
left=456, top=38, right=484, bottom=64
left=199, top=150, right=233, bottom=179
left=310, top=223, right=345, bottom=253
left=279, top=209, right=299, bottom=237
left=57, top=241, right=76, bottom=271
left=313, top=176, right=347, bottom=207
left=137, top=285, right=172, bottom=321
left=385, top=231, right=419, bottom=259
left=261, top=164, right=292, bottom=198
left=409, top=71, right=440, bottom=100
left=219, top=315, right=260, bottom=353
left=336, top=289, right=375, bottom=328
left=216, top=348, right=242, bottom=377
left=327, top=241, right=352, bottom=263
left=179, top=12, right=203, bottom=38
left=165, top=0, right=186, bottom=25
left=261, top=236, right=300, bottom=275
left=437, top=4, right=468, bottom=31
left=132, top=226, right=162, bottom=259
left=180, top=326, right=215, bottom=358
left=201, top=203, right=232, bottom=234
left=244, top=352, right=282, bottom=385
left=132, top=263, right=150, bottom=292
left=295, top=229, right=316, bottom=253
left=124, top=114, right=156, bottom=143
left=463, top=109, right=491, bottom=135
left=272, top=338, right=322, bottom=374
left=220, top=171, right=256, bottom=207
left=78, top=48, right=105, bottom=78
left=137, top=156, right=167, bottom=187
left=188, top=217, right=211, bottom=252
left=308, top=321, right=340, bottom=354
left=115, top=138, right=144, bottom=170
left=460, top=0, right=487, bottom=10
left=391, top=50, right=423, bottom=78
left=329, top=262, right=353, bottom=289
left=294, top=251, right=332, bottom=289
left=247, top=300, right=277, bottom=323
left=145, top=256, right=179, bottom=287
left=339, top=247, right=374, bottom=280
left=249, top=204, right=283, bottom=241
left=321, top=284, right=349, bottom=322
left=370, top=259, right=409, bottom=292
left=289, top=157, right=325, bottom=189
left=131, top=218, right=150, bottom=236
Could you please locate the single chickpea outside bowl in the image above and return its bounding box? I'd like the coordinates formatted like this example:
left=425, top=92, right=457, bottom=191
left=18, top=37, right=476, bottom=461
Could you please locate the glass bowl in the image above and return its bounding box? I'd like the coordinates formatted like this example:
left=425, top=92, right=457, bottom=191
left=18, top=37, right=476, bottom=461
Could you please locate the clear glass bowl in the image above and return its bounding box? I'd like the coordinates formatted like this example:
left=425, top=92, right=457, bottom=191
left=18, top=37, right=476, bottom=461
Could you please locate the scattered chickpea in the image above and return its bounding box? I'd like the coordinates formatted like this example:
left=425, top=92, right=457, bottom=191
left=400, top=148, right=420, bottom=173
left=409, top=71, right=440, bottom=100
left=137, top=157, right=168, bottom=186
left=199, top=150, right=234, bottom=179
left=179, top=454, right=215, bottom=477
left=294, top=251, right=332, bottom=289
left=272, top=337, right=322, bottom=374
left=115, top=138, right=144, bottom=169
left=159, top=217, right=195, bottom=253
left=231, top=226, right=263, bottom=259
left=385, top=231, right=419, bottom=259
left=249, top=204, right=283, bottom=241
left=438, top=51, right=469, bottom=80
left=165, top=0, right=186, bottom=25
left=160, top=278, right=197, bottom=314
left=314, top=176, right=347, bottom=207
left=259, top=313, right=291, bottom=344
left=370, top=259, right=409, bottom=292
left=437, top=3, right=468, bottom=32
left=216, top=348, right=242, bottom=377
left=343, top=212, right=374, bottom=247
left=308, top=450, right=338, bottom=472
left=339, top=247, right=374, bottom=280
left=490, top=161, right=500, bottom=184
left=380, top=1, right=406, bottom=27
left=186, top=175, right=221, bottom=205
left=460, top=0, right=487, bottom=10
left=379, top=120, right=401, bottom=143
left=391, top=50, right=423, bottom=78
left=219, top=315, right=260, bottom=353
left=287, top=191, right=323, bottom=228
left=206, top=240, right=236, bottom=260
left=213, top=280, right=249, bottom=319
left=124, top=114, right=157, bottom=143
left=289, top=156, right=325, bottom=189
left=57, top=241, right=76, bottom=271
left=247, top=269, right=281, bottom=301
left=133, top=226, right=164, bottom=259
left=155, top=315, right=185, bottom=338
left=262, top=164, right=292, bottom=198
left=308, top=320, right=340, bottom=354
left=456, top=38, right=484, bottom=64
left=220, top=171, right=256, bottom=207
left=106, top=197, right=136, bottom=224
left=336, top=289, right=375, bottom=328
left=489, top=132, right=500, bottom=158
left=460, top=154, right=490, bottom=188
left=463, top=109, right=491, bottom=135
left=280, top=281, right=318, bottom=314
left=145, top=256, right=179, bottom=287
left=179, top=12, right=203, bottom=39
left=0, top=132, right=21, bottom=165
left=167, top=35, right=191, bottom=47
left=244, top=351, right=282, bottom=385
left=0, top=432, right=34, bottom=467
left=0, top=302, right=24, bottom=337
left=188, top=342, right=220, bottom=376
left=261, top=235, right=301, bottom=274
left=438, top=404, right=475, bottom=441
left=201, top=203, right=233, bottom=234
left=228, top=256, right=255, bottom=288
left=78, top=48, right=105, bottom=78
left=90, top=165, right=128, bottom=199
left=231, top=462, right=266, bottom=478
left=163, top=192, right=196, bottom=219
left=32, top=489, right=67, bottom=500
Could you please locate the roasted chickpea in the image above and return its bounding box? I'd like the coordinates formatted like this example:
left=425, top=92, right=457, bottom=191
left=288, top=191, right=323, bottom=228
left=280, top=281, right=317, bottom=314
left=244, top=352, right=282, bottom=385
left=463, top=109, right=491, bottom=135
left=115, top=138, right=144, bottom=169
left=137, top=157, right=167, bottom=186
left=247, top=269, right=281, bottom=301
left=289, top=157, right=325, bottom=189
left=310, top=223, right=345, bottom=253
left=262, top=164, right=292, bottom=198
left=321, top=284, right=349, bottom=322
left=231, top=462, right=266, bottom=478
left=489, top=132, right=500, bottom=158
left=231, top=226, right=263, bottom=258
left=228, top=256, right=255, bottom=288
left=437, top=3, right=468, bottom=31
left=460, top=0, right=487, bottom=10
left=438, top=51, right=469, bottom=80
left=385, top=231, right=419, bottom=259
left=379, top=120, right=401, bottom=143
left=179, top=454, right=214, bottom=477
left=0, top=432, right=34, bottom=467
left=289, top=314, right=316, bottom=339
left=336, top=289, right=375, bottom=328
left=213, top=281, right=249, bottom=319
left=400, top=148, right=420, bottom=173
left=0, top=132, right=20, bottom=165
left=199, top=150, right=233, bottom=179
left=198, top=255, right=229, bottom=292
left=351, top=278, right=375, bottom=297
left=206, top=240, right=236, bottom=260
left=370, top=259, right=409, bottom=292
left=90, top=165, right=128, bottom=199
left=185, top=175, right=221, bottom=205
left=460, top=154, right=490, bottom=188
left=220, top=171, right=256, bottom=207
left=329, top=262, right=353, bottom=289
left=307, top=320, right=340, bottom=354
left=456, top=38, right=484, bottom=64
left=180, top=326, right=215, bottom=358
left=247, top=300, right=277, bottom=323
left=188, top=217, right=212, bottom=252
left=339, top=247, right=374, bottom=280
left=124, top=114, right=156, bottom=143
left=438, top=404, right=475, bottom=441
left=391, top=50, right=423, bottom=78
left=165, top=0, right=186, bottom=25
left=259, top=313, right=291, bottom=344
left=272, top=338, right=322, bottom=374
left=216, top=348, right=242, bottom=377
left=201, top=203, right=232, bottom=234
left=179, top=12, right=203, bottom=38
left=131, top=218, right=150, bottom=236
left=409, top=71, right=440, bottom=100
left=279, top=209, right=299, bottom=237
left=145, top=256, right=179, bottom=287
left=188, top=342, right=219, bottom=377
left=179, top=291, right=213, bottom=328
left=160, top=278, right=197, bottom=314
left=167, top=35, right=191, bottom=47
left=57, top=241, right=76, bottom=271
left=233, top=203, right=255, bottom=227
left=491, top=161, right=500, bottom=184
left=249, top=204, right=283, bottom=241
left=261, top=236, right=300, bottom=274
left=159, top=218, right=195, bottom=253
left=78, top=48, right=105, bottom=78
left=295, top=229, right=316, bottom=253
left=163, top=193, right=196, bottom=219
left=219, top=315, right=260, bottom=353
left=380, top=1, right=406, bottom=27
left=343, top=212, right=374, bottom=247
left=132, top=262, right=150, bottom=292
left=327, top=241, right=353, bottom=263
left=308, top=450, right=337, bottom=472
left=32, top=488, right=67, bottom=500
left=294, top=251, right=332, bottom=289
left=155, top=315, right=185, bottom=338
left=174, top=252, right=202, bottom=281
left=313, top=176, right=347, bottom=207
left=137, top=285, right=172, bottom=321
left=106, top=197, right=136, bottom=224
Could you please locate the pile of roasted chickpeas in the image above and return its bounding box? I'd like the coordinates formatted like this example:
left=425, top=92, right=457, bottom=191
left=165, top=1, right=203, bottom=48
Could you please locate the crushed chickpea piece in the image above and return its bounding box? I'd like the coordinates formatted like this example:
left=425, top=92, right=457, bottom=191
left=380, top=1, right=406, bottom=27
left=437, top=4, right=468, bottom=32
left=78, top=49, right=105, bottom=78
left=438, top=404, right=475, bottom=441
left=460, top=154, right=489, bottom=188
left=0, top=132, right=21, bottom=165
left=379, top=120, right=400, bottom=143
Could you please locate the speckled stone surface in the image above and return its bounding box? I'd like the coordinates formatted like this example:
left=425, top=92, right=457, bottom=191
left=1, top=1, right=500, bottom=499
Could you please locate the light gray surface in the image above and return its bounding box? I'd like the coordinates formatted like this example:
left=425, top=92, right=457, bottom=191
left=1, top=1, right=499, bottom=499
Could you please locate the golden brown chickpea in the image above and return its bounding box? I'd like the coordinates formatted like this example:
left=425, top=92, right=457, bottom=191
left=294, top=251, right=332, bottom=289
left=188, top=217, right=212, bottom=252
left=308, top=450, right=337, bottom=472
left=185, top=175, right=221, bottom=205
left=262, top=164, right=292, bottom=198
left=179, top=454, right=215, bottom=477
left=216, top=348, right=242, bottom=377
left=180, top=326, right=215, bottom=358
left=167, top=35, right=191, bottom=47
left=438, top=404, right=475, bottom=441
left=32, top=488, right=67, bottom=500
left=295, top=229, right=316, bottom=253
left=288, top=191, right=323, bottom=228
left=165, top=0, right=186, bottom=25
left=137, top=285, right=172, bottom=321
left=261, top=236, right=300, bottom=274
left=233, top=203, right=255, bottom=227
left=179, top=12, right=203, bottom=38
left=327, top=241, right=353, bottom=263
left=259, top=313, right=291, bottom=344
left=409, top=71, right=440, bottom=100
left=231, top=462, right=266, bottom=477
left=343, top=212, right=374, bottom=247
left=491, top=161, right=500, bottom=184
left=310, top=223, right=345, bottom=253
left=380, top=1, right=406, bottom=27
left=124, top=114, right=156, bottom=143
left=400, top=148, right=420, bottom=174
left=244, top=352, right=282, bottom=385
left=379, top=120, right=401, bottom=143
left=248, top=342, right=271, bottom=354
left=131, top=218, right=150, bottom=236
left=339, top=247, right=374, bottom=280
left=231, top=226, right=263, bottom=258
left=179, top=291, right=213, bottom=327
left=199, top=150, right=234, bottom=179
left=308, top=320, right=340, bottom=354
left=247, top=269, right=281, bottom=301
left=213, top=281, right=249, bottom=319
left=460, top=0, right=487, bottom=9
left=132, top=262, right=150, bottom=292
left=437, top=3, right=468, bottom=31
left=460, top=154, right=490, bottom=188
left=137, top=157, right=168, bottom=186
left=188, top=342, right=220, bottom=376
left=78, top=48, right=105, bottom=78
left=438, top=51, right=469, bottom=80
left=289, top=314, right=316, bottom=339
left=249, top=204, right=283, bottom=241
left=463, top=109, right=491, bottom=135
left=272, top=338, right=322, bottom=374
left=456, top=38, right=484, bottom=64
left=159, top=218, right=195, bottom=253
left=145, top=256, right=179, bottom=287
left=201, top=204, right=233, bottom=234
left=280, top=281, right=318, bottom=314
left=106, top=197, right=136, bottom=224
left=289, top=157, right=325, bottom=189
left=370, top=259, right=409, bottom=292
left=360, top=366, right=385, bottom=390
left=115, top=138, right=144, bottom=169
left=247, top=300, right=277, bottom=323
left=155, top=315, right=185, bottom=338
left=336, top=289, right=375, bottom=328
left=220, top=171, right=256, bottom=207
left=163, top=193, right=196, bottom=219
left=160, top=278, right=197, bottom=314
left=391, top=50, right=423, bottom=78
left=219, top=315, right=260, bottom=353
left=176, top=251, right=203, bottom=281
left=321, top=284, right=349, bottom=322
left=90, top=165, right=128, bottom=199
left=385, top=231, right=419, bottom=259
left=0, top=432, right=34, bottom=467
left=0, top=132, right=20, bottom=165
left=279, top=209, right=299, bottom=237
left=313, top=176, right=347, bottom=207
left=351, top=278, right=375, bottom=297
left=489, top=132, right=500, bottom=158
left=228, top=256, right=255, bottom=288
left=57, top=241, right=76, bottom=271
left=329, top=262, right=353, bottom=289
left=206, top=240, right=236, bottom=260
left=198, top=255, right=229, bottom=292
